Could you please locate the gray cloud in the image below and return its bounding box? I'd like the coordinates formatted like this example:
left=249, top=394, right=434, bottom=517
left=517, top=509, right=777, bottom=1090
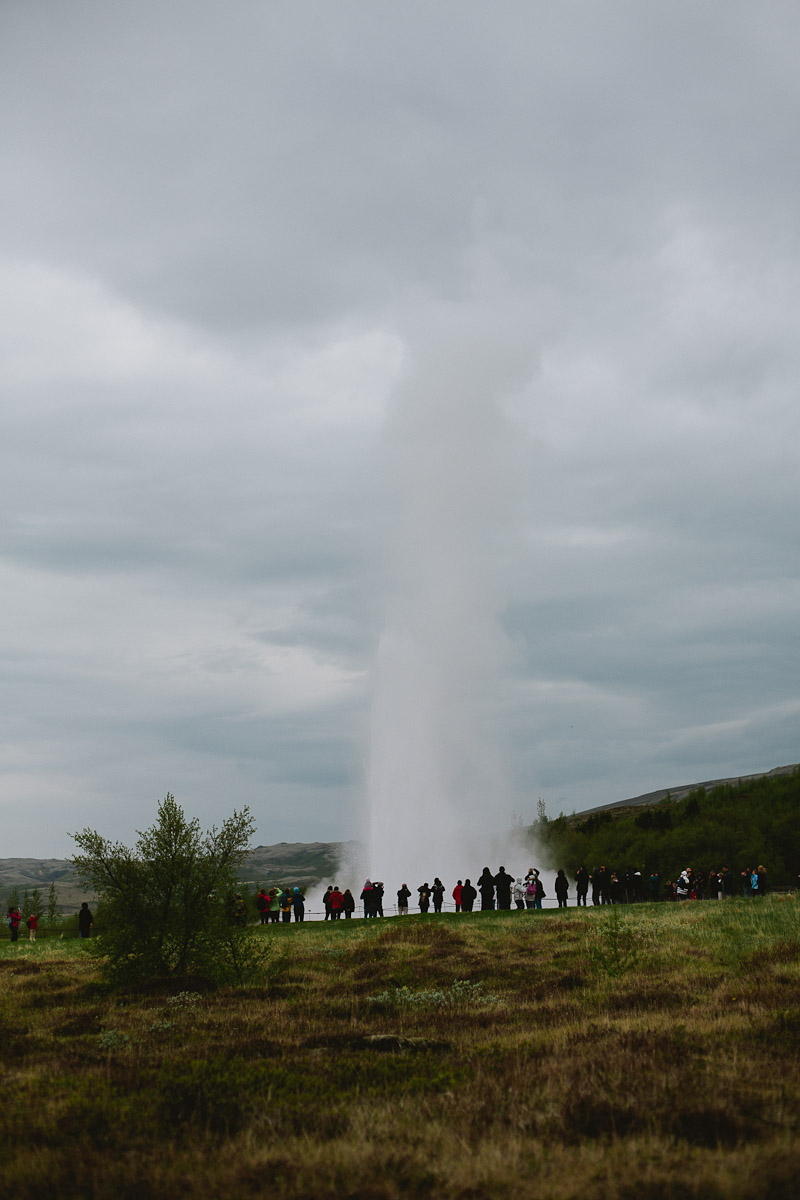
left=1, top=1, right=798, bottom=857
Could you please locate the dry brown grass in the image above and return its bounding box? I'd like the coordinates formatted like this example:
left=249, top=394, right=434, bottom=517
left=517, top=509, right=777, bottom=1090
left=1, top=899, right=799, bottom=1198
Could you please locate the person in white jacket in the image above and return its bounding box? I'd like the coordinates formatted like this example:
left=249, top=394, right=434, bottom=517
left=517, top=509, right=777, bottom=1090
left=676, top=869, right=692, bottom=900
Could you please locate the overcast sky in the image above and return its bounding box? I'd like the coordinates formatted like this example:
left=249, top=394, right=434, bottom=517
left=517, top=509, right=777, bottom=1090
left=2, top=1, right=799, bottom=859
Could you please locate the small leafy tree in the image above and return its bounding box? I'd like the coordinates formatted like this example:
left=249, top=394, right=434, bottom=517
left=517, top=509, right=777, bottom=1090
left=47, top=882, right=58, bottom=925
left=587, top=906, right=640, bottom=978
left=71, top=794, right=256, bottom=986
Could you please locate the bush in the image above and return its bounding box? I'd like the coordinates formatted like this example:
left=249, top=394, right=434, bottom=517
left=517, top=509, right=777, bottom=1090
left=71, top=794, right=257, bottom=987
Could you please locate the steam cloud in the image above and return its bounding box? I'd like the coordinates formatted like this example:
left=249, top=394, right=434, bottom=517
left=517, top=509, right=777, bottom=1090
left=366, top=298, right=538, bottom=890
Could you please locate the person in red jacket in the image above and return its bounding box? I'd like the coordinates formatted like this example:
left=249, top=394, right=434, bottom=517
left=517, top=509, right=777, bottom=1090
left=7, top=907, right=21, bottom=942
left=328, top=886, right=344, bottom=920
left=452, top=880, right=463, bottom=912
left=27, top=913, right=38, bottom=942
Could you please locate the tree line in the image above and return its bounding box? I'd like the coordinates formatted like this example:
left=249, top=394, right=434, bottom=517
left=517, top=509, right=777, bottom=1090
left=530, top=769, right=800, bottom=886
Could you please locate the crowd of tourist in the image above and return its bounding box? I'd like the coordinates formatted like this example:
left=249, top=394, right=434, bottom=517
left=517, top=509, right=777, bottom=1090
left=5, top=864, right=774, bottom=939
left=246, top=863, right=773, bottom=922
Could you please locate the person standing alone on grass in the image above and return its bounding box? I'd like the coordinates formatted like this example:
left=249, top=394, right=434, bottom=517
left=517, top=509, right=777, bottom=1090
left=78, top=902, right=93, bottom=938
left=292, top=887, right=305, bottom=922
left=431, top=878, right=445, bottom=913
left=555, top=869, right=569, bottom=909
left=27, top=912, right=38, bottom=941
left=397, top=884, right=411, bottom=915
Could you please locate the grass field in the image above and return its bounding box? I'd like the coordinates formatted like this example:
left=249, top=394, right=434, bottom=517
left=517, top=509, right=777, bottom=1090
left=2, top=897, right=799, bottom=1199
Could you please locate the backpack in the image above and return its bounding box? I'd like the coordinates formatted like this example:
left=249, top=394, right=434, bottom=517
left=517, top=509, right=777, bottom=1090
left=526, top=883, right=536, bottom=896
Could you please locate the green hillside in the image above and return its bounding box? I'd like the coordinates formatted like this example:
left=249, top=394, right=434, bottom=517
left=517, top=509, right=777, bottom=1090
left=532, top=767, right=800, bottom=885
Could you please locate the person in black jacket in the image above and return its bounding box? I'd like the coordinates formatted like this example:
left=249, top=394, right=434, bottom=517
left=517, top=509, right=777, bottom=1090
left=494, top=866, right=513, bottom=910
left=575, top=866, right=589, bottom=907
left=372, top=881, right=385, bottom=917
left=431, top=878, right=445, bottom=913
left=461, top=878, right=477, bottom=912
left=397, top=884, right=411, bottom=915
left=555, top=869, right=569, bottom=909
left=417, top=883, right=431, bottom=913
left=478, top=867, right=495, bottom=911
left=78, top=902, right=93, bottom=938
left=360, top=880, right=374, bottom=919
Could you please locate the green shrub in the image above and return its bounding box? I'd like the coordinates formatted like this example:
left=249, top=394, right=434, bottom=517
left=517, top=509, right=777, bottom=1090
left=71, top=794, right=257, bottom=987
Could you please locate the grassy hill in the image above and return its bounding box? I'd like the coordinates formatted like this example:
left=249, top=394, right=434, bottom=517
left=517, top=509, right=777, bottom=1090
left=533, top=766, right=800, bottom=885
left=1, top=898, right=799, bottom=1198
left=576, top=762, right=799, bottom=816
left=241, top=840, right=360, bottom=889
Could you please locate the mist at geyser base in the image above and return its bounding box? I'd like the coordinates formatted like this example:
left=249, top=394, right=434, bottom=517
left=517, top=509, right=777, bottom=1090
left=364, top=301, right=538, bottom=896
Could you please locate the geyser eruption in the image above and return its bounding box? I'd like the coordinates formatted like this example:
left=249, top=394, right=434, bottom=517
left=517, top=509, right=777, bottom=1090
left=367, top=302, right=533, bottom=889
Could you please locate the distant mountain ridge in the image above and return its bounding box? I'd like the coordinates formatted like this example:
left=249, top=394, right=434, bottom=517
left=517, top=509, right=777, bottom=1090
left=0, top=841, right=362, bottom=910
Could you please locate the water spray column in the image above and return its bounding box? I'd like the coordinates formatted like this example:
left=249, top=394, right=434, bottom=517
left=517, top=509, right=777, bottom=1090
left=367, top=308, right=528, bottom=893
